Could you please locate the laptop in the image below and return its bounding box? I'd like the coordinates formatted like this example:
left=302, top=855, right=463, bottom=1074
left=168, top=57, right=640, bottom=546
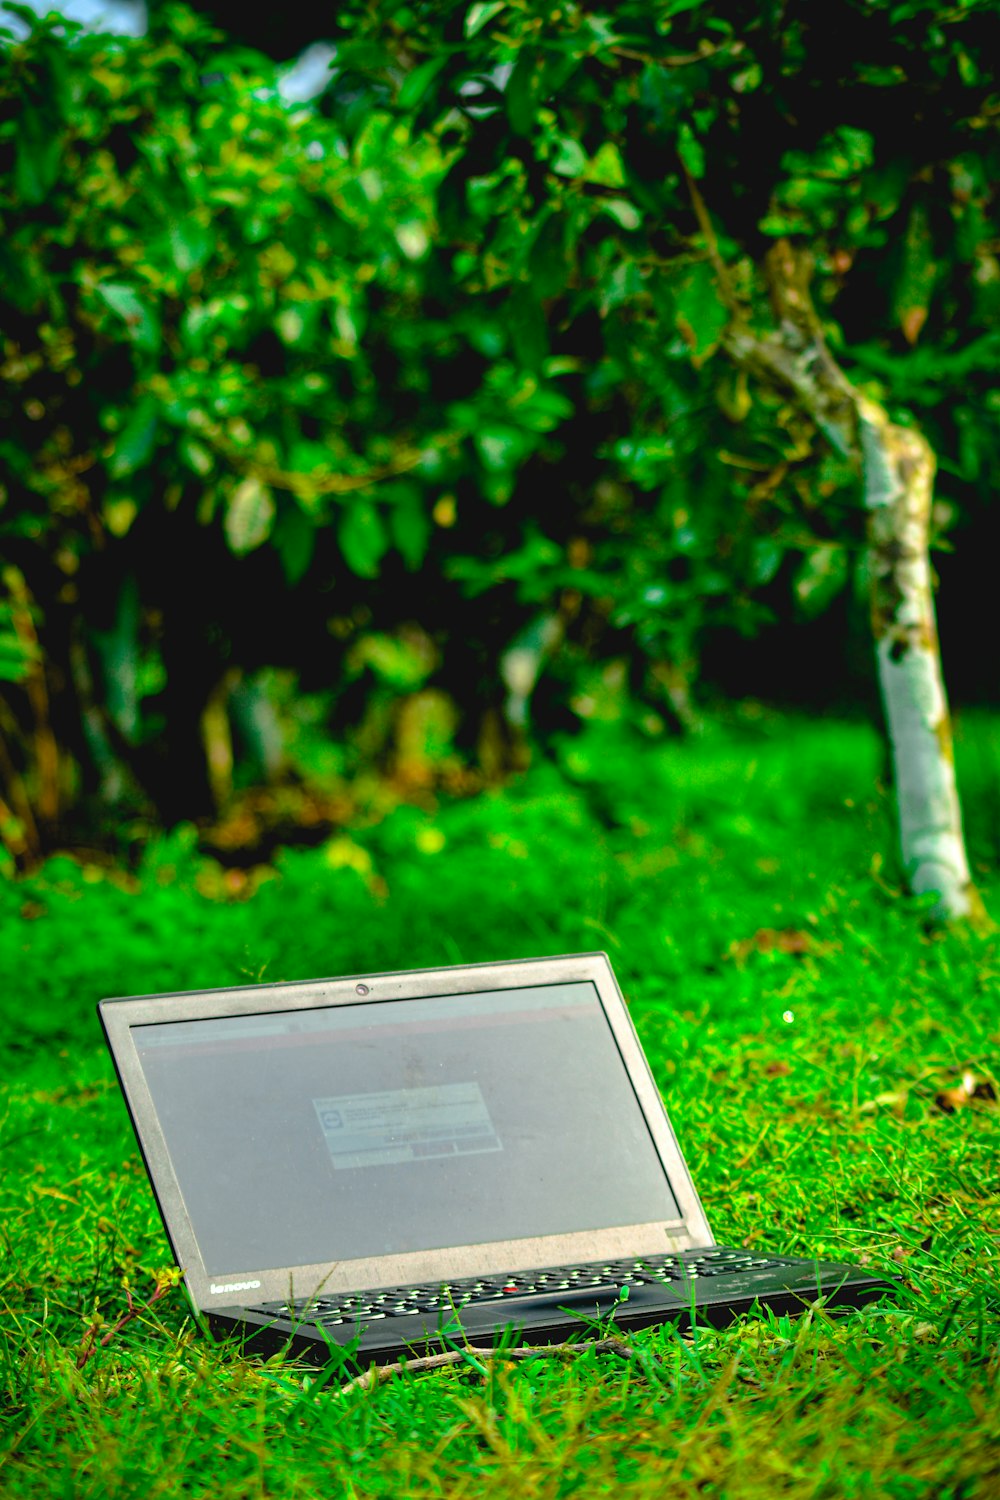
left=99, top=952, right=893, bottom=1369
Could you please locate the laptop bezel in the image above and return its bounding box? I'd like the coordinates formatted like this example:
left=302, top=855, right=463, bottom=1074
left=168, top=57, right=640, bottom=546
left=99, top=952, right=715, bottom=1311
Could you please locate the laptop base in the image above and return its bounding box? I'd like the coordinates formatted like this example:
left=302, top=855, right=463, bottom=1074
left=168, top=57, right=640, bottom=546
left=204, top=1248, right=896, bottom=1372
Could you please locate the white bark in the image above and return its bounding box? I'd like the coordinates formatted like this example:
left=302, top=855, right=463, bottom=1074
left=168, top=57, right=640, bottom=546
left=501, top=613, right=563, bottom=728
left=858, top=402, right=974, bottom=920
left=721, top=242, right=980, bottom=923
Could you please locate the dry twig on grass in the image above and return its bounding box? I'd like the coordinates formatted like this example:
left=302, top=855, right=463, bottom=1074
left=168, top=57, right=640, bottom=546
left=336, top=1336, right=641, bottom=1395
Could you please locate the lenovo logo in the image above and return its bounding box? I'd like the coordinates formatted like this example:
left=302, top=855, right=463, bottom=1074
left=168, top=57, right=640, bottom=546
left=210, top=1279, right=262, bottom=1295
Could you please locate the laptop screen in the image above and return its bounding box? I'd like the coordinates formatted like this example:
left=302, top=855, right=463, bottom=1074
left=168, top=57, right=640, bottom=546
left=131, top=980, right=680, bottom=1276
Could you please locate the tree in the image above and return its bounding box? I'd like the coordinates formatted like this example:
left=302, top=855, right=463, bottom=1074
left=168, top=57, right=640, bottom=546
left=3, top=0, right=998, bottom=908
left=0, top=4, right=455, bottom=839
left=0, top=2, right=761, bottom=847
left=330, top=0, right=999, bottom=920
left=723, top=239, right=979, bottom=921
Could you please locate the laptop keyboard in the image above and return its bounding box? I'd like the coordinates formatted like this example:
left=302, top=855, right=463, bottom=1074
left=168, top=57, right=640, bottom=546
left=250, top=1248, right=782, bottom=1328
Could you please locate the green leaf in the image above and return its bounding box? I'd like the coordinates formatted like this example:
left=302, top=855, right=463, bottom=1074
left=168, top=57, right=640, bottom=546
left=639, top=64, right=686, bottom=132
left=109, top=396, right=159, bottom=478
left=550, top=137, right=587, bottom=179
left=0, top=241, right=41, bottom=312
left=338, top=500, right=388, bottom=578
left=677, top=122, right=705, bottom=180
left=475, top=425, right=525, bottom=473
left=585, top=142, right=626, bottom=189
left=354, top=632, right=431, bottom=689
left=169, top=218, right=213, bottom=273
left=464, top=1, right=505, bottom=38
left=398, top=54, right=448, bottom=111
left=863, top=161, right=911, bottom=224
left=515, top=385, right=574, bottom=432
left=0, top=625, right=35, bottom=683
left=600, top=199, right=641, bottom=231
left=750, top=538, right=784, bottom=586
left=794, top=544, right=848, bottom=616
left=528, top=214, right=571, bottom=299
left=893, top=202, right=936, bottom=346
left=672, top=261, right=728, bottom=362
left=180, top=438, right=214, bottom=477
left=15, top=128, right=62, bottom=206
left=390, top=492, right=432, bottom=570
left=508, top=286, right=549, bottom=371
left=94, top=282, right=161, bottom=354
left=103, top=498, right=138, bottom=538
left=395, top=221, right=430, bottom=261
left=483, top=472, right=515, bottom=505
left=505, top=48, right=540, bottom=136
left=758, top=212, right=807, bottom=237
left=224, top=476, right=276, bottom=556
left=447, top=528, right=560, bottom=592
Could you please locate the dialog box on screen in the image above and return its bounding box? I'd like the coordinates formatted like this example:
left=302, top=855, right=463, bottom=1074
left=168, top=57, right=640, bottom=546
left=314, top=1082, right=503, bottom=1169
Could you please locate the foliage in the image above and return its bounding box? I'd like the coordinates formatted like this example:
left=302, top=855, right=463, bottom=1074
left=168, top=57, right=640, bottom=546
left=0, top=4, right=449, bottom=826
left=1, top=715, right=999, bottom=1494
left=333, top=0, right=1000, bottom=674
left=2, top=0, right=1000, bottom=847
left=0, top=5, right=446, bottom=569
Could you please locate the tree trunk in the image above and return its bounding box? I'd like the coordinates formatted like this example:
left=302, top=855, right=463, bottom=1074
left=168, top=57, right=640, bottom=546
left=858, top=404, right=976, bottom=920
left=723, top=242, right=981, bottom=923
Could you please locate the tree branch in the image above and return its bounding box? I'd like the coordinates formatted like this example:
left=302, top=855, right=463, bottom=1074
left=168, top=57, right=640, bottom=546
left=677, top=203, right=859, bottom=460
left=212, top=432, right=463, bottom=504
left=682, top=165, right=742, bottom=318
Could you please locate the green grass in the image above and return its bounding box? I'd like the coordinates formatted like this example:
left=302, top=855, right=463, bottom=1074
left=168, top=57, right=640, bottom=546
left=2, top=712, right=999, bottom=1498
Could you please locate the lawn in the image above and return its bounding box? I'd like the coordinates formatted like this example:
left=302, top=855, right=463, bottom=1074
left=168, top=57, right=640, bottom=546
left=1, top=711, right=998, bottom=1498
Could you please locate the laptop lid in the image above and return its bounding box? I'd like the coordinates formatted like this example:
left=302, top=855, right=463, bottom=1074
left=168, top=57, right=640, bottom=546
left=99, top=952, right=713, bottom=1310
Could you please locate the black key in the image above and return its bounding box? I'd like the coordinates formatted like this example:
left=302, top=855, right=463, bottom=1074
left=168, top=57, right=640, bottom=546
left=470, top=1282, right=625, bottom=1308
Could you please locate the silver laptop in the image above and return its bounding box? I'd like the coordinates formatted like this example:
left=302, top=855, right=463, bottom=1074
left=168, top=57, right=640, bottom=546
left=99, top=952, right=892, bottom=1368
